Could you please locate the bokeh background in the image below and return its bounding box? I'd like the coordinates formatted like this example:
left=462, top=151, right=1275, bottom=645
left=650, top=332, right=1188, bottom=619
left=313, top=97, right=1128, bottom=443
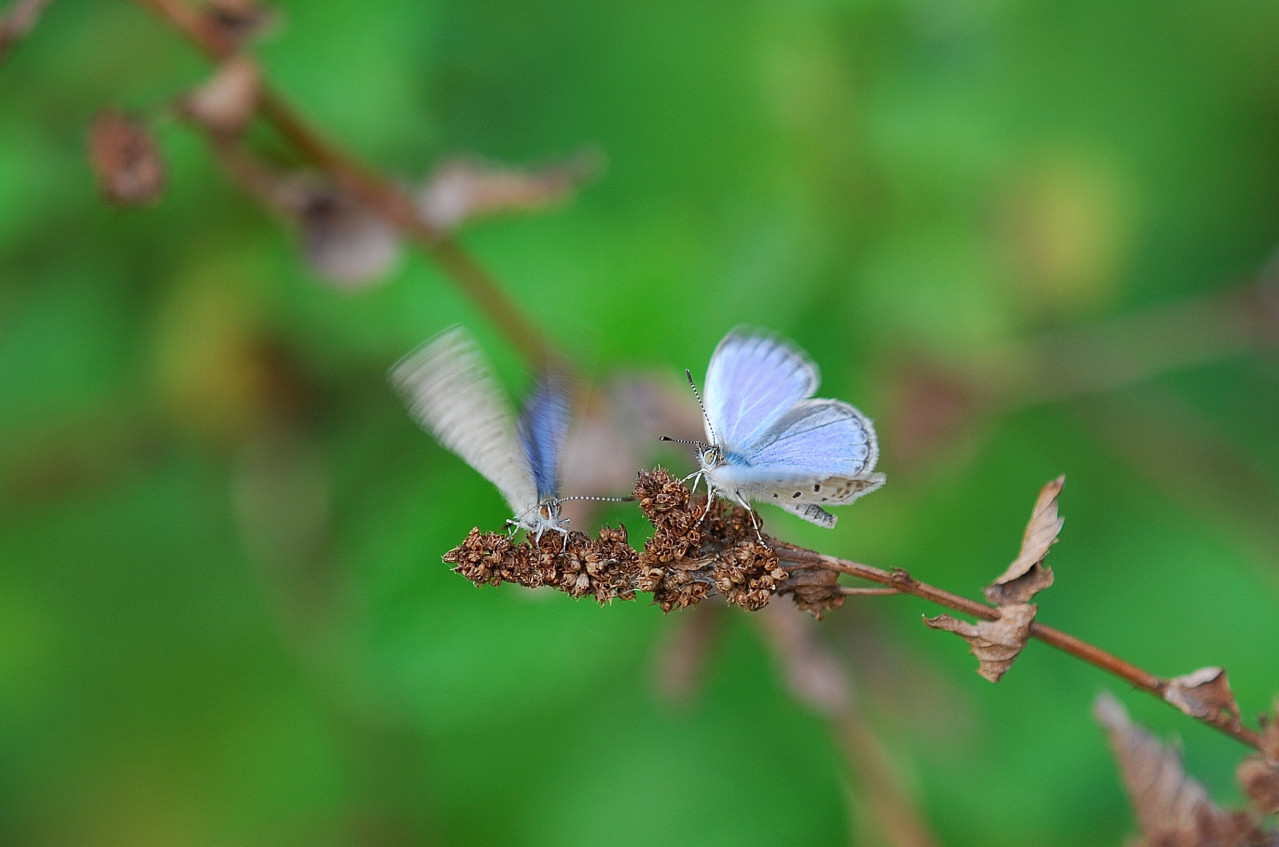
left=4, top=1, right=1279, bottom=844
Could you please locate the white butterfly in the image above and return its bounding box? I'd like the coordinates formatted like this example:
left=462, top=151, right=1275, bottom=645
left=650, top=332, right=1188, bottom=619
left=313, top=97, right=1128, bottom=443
left=389, top=327, right=574, bottom=546
left=674, top=328, right=885, bottom=530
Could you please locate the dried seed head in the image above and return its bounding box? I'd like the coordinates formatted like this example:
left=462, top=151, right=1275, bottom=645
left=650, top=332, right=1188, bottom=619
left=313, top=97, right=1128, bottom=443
left=440, top=467, right=845, bottom=616
left=633, top=468, right=783, bottom=613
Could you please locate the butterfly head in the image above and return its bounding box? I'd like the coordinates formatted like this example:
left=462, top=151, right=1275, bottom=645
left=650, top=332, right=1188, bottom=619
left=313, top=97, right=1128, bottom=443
left=696, top=443, right=722, bottom=470
left=537, top=497, right=565, bottom=526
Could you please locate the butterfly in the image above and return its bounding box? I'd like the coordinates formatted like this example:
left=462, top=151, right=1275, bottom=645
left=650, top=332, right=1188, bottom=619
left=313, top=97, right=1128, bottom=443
left=390, top=326, right=582, bottom=548
left=668, top=328, right=885, bottom=531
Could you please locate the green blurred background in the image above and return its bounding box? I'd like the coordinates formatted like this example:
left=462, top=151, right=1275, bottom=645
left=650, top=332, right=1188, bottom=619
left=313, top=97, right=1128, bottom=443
left=4, top=1, right=1279, bottom=844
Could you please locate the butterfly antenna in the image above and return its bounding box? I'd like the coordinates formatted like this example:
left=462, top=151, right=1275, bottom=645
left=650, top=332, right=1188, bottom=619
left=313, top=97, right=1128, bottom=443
left=684, top=369, right=717, bottom=446
left=559, top=494, right=636, bottom=504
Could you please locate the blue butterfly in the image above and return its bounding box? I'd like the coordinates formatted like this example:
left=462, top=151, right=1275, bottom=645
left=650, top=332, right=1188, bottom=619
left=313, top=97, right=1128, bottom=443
left=390, top=327, right=578, bottom=547
left=672, top=328, right=884, bottom=530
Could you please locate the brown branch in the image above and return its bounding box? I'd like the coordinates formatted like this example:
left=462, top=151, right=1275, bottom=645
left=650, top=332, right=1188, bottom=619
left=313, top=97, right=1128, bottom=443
left=772, top=541, right=1264, bottom=750
left=754, top=604, right=941, bottom=847
left=129, top=0, right=555, bottom=368
left=0, top=0, right=54, bottom=66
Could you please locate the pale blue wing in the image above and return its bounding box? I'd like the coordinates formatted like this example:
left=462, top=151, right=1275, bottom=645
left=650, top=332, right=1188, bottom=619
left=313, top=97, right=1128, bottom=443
left=742, top=399, right=879, bottom=479
left=389, top=327, right=539, bottom=516
left=703, top=329, right=818, bottom=452
left=516, top=372, right=571, bottom=503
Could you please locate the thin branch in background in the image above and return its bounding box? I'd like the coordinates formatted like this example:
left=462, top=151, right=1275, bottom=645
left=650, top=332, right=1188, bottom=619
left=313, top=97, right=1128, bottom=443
left=885, top=250, right=1279, bottom=475
left=756, top=604, right=941, bottom=847
left=129, top=0, right=558, bottom=368
left=0, top=0, right=54, bottom=67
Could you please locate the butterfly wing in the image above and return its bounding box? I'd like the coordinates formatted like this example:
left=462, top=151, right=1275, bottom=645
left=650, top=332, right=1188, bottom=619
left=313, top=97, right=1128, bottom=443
left=705, top=398, right=885, bottom=526
left=704, top=329, right=819, bottom=451
left=516, top=371, right=571, bottom=503
left=744, top=399, right=879, bottom=479
left=389, top=327, right=538, bottom=516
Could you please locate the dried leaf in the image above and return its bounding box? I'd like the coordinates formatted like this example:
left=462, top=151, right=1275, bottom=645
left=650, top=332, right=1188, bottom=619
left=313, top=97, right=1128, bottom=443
left=1094, top=693, right=1257, bottom=847
left=87, top=110, right=165, bottom=206
left=297, top=185, right=402, bottom=287
left=1237, top=755, right=1279, bottom=816
left=1164, top=667, right=1242, bottom=725
left=417, top=151, right=602, bottom=230
left=985, top=476, right=1062, bottom=605
left=924, top=603, right=1036, bottom=683
left=181, top=56, right=260, bottom=137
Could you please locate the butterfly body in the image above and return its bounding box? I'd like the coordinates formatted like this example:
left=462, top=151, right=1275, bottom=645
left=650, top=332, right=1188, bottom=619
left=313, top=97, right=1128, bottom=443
left=692, top=330, right=885, bottom=529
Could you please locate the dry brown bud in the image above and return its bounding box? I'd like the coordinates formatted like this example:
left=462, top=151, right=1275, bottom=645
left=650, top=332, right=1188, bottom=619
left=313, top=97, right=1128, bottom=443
left=296, top=184, right=402, bottom=287
left=87, top=110, right=165, bottom=206
left=181, top=57, right=260, bottom=137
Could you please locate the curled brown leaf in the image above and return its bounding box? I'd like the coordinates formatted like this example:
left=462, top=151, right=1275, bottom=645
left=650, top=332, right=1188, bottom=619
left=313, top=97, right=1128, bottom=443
left=1237, top=755, right=1279, bottom=816
left=417, top=151, right=602, bottom=230
left=984, top=476, right=1062, bottom=605
left=1164, top=667, right=1243, bottom=726
left=1237, top=709, right=1279, bottom=816
left=1094, top=693, right=1256, bottom=847
left=924, top=603, right=1036, bottom=683
left=180, top=56, right=260, bottom=137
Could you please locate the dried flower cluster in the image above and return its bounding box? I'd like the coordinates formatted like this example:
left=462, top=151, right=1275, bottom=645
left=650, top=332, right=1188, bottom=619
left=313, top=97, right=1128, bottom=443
left=443, top=468, right=849, bottom=615
left=443, top=525, right=642, bottom=605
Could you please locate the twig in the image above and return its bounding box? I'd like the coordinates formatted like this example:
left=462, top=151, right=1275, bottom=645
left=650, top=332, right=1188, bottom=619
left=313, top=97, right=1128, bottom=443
left=755, top=604, right=941, bottom=847
left=0, top=0, right=54, bottom=66
left=129, top=0, right=555, bottom=368
left=773, top=542, right=1265, bottom=749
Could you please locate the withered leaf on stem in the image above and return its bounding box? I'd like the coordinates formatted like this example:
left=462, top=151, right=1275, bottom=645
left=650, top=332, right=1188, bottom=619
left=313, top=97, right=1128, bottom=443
left=1164, top=667, right=1243, bottom=726
left=297, top=184, right=402, bottom=287
left=1094, top=693, right=1258, bottom=847
left=924, top=603, right=1036, bottom=683
left=417, top=151, right=602, bottom=231
left=87, top=110, right=166, bottom=206
left=984, top=475, right=1063, bottom=606
left=180, top=56, right=260, bottom=137
left=1237, top=754, right=1279, bottom=816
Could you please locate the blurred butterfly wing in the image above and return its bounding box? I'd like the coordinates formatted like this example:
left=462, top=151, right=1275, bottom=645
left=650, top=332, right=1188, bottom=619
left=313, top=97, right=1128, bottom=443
left=744, top=399, right=879, bottom=479
left=704, top=330, right=819, bottom=450
left=516, top=372, right=571, bottom=503
left=389, top=327, right=538, bottom=516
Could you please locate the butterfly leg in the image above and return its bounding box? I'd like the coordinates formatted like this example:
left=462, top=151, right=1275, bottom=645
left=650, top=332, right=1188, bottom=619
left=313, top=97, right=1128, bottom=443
left=729, top=490, right=765, bottom=542
left=682, top=470, right=715, bottom=526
